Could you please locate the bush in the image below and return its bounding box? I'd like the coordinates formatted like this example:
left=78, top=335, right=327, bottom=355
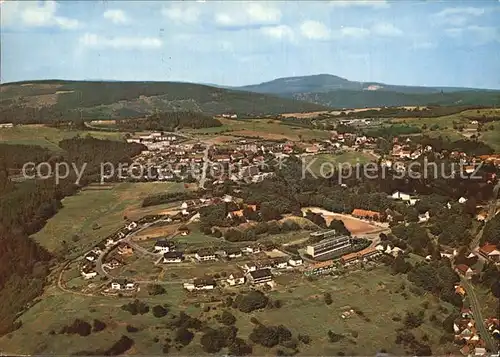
left=147, top=284, right=166, bottom=296
left=59, top=319, right=92, bottom=336
left=218, top=310, right=236, bottom=326
left=92, top=319, right=106, bottom=332
left=235, top=291, right=269, bottom=313
left=298, top=334, right=311, bottom=344
left=121, top=300, right=149, bottom=315
left=126, top=325, right=139, bottom=333
left=324, top=293, right=333, bottom=305
left=152, top=304, right=168, bottom=318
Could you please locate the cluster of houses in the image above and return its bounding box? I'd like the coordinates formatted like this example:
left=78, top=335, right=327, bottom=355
left=79, top=221, right=139, bottom=280
left=182, top=251, right=304, bottom=291
left=452, top=303, right=500, bottom=356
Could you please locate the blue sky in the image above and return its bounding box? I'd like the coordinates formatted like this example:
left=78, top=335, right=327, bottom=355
left=1, top=0, right=500, bottom=88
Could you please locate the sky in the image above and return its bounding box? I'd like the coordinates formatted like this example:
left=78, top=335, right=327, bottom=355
left=1, top=0, right=500, bottom=89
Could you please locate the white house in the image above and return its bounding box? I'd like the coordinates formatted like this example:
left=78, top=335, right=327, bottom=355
left=184, top=277, right=216, bottom=291
left=0, top=123, right=14, bottom=128
left=163, top=251, right=184, bottom=263
left=272, top=257, right=288, bottom=269
left=391, top=191, right=411, bottom=201
left=81, top=264, right=97, bottom=279
left=85, top=251, right=99, bottom=262
left=111, top=279, right=136, bottom=290
left=154, top=239, right=174, bottom=253
left=195, top=250, right=217, bottom=262
left=418, top=211, right=430, bottom=223
left=105, top=237, right=118, bottom=248
left=225, top=247, right=243, bottom=259
left=226, top=272, right=245, bottom=286
left=126, top=221, right=138, bottom=231
left=458, top=196, right=468, bottom=204
left=288, top=257, right=303, bottom=267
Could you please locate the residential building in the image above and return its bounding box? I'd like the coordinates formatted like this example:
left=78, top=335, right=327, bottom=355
left=272, top=257, right=288, bottom=269
left=341, top=247, right=381, bottom=265
left=306, top=235, right=352, bottom=259
left=163, top=251, right=184, bottom=263
left=478, top=244, right=500, bottom=262
left=117, top=242, right=133, bottom=255
left=305, top=260, right=336, bottom=276
left=288, top=257, right=303, bottom=267
left=111, top=279, right=136, bottom=290
left=154, top=239, right=175, bottom=253
left=81, top=263, right=97, bottom=279
left=391, top=191, right=411, bottom=201
left=85, top=251, right=99, bottom=262
left=195, top=249, right=217, bottom=262
left=241, top=244, right=261, bottom=254
left=247, top=269, right=273, bottom=285
left=0, top=123, right=14, bottom=128
left=183, top=277, right=216, bottom=291
left=455, top=264, right=474, bottom=279
left=126, top=221, right=138, bottom=231
left=226, top=272, right=245, bottom=286
left=226, top=247, right=243, bottom=259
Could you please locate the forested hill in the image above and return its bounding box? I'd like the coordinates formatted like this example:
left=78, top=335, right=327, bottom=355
left=0, top=80, right=329, bottom=124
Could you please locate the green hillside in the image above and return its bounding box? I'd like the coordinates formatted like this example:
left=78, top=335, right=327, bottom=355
left=0, top=80, right=329, bottom=124
left=288, top=89, right=500, bottom=109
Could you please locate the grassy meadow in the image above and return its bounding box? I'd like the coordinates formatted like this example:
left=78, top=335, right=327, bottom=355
left=0, top=266, right=458, bottom=356
left=0, top=125, right=126, bottom=150
left=32, top=182, right=186, bottom=257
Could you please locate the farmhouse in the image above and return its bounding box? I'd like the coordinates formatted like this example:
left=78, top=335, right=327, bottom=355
left=193, top=277, right=216, bottom=290
left=226, top=272, right=245, bottom=286
left=241, top=244, right=261, bottom=254
left=163, top=251, right=184, bottom=263
left=247, top=269, right=273, bottom=285
left=478, top=244, right=500, bottom=262
left=0, top=123, right=14, bottom=128
left=306, top=235, right=352, bottom=259
left=227, top=210, right=245, bottom=220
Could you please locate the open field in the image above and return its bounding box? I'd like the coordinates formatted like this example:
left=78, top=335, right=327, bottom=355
left=0, top=125, right=126, bottom=150
left=480, top=125, right=500, bottom=152
left=302, top=207, right=382, bottom=235
left=303, top=152, right=375, bottom=176
left=0, top=266, right=457, bottom=355
left=33, top=182, right=186, bottom=257
left=185, top=118, right=331, bottom=141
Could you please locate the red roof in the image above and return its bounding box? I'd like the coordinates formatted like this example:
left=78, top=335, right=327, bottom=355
left=455, top=264, right=471, bottom=275
left=352, top=209, right=379, bottom=218
left=479, top=244, right=500, bottom=256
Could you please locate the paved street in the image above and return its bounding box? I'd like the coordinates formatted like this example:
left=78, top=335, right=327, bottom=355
left=461, top=278, right=498, bottom=353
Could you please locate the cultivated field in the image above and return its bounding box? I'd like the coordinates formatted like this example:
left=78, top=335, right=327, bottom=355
left=185, top=118, right=331, bottom=141
left=33, top=182, right=186, bottom=257
left=0, top=125, right=125, bottom=150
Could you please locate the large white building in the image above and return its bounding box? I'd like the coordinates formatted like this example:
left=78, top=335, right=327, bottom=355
left=306, top=235, right=352, bottom=259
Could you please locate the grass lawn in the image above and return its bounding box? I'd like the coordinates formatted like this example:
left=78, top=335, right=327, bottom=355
left=0, top=125, right=125, bottom=151
left=480, top=125, right=500, bottom=152
left=305, top=151, right=375, bottom=176
left=33, top=182, right=186, bottom=257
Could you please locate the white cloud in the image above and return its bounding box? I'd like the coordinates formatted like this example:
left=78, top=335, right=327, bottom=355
left=433, top=7, right=485, bottom=26
left=2, top=0, right=80, bottom=29
left=300, top=20, right=331, bottom=40
left=339, top=26, right=370, bottom=38
left=261, top=25, right=294, bottom=41
left=162, top=4, right=201, bottom=24
left=445, top=25, right=499, bottom=44
left=103, top=9, right=128, bottom=24
left=371, top=22, right=402, bottom=37
left=79, top=33, right=162, bottom=50
left=329, top=0, right=390, bottom=9
left=215, top=2, right=281, bottom=28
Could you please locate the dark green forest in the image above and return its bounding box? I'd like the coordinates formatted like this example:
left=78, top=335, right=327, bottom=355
left=0, top=137, right=145, bottom=335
